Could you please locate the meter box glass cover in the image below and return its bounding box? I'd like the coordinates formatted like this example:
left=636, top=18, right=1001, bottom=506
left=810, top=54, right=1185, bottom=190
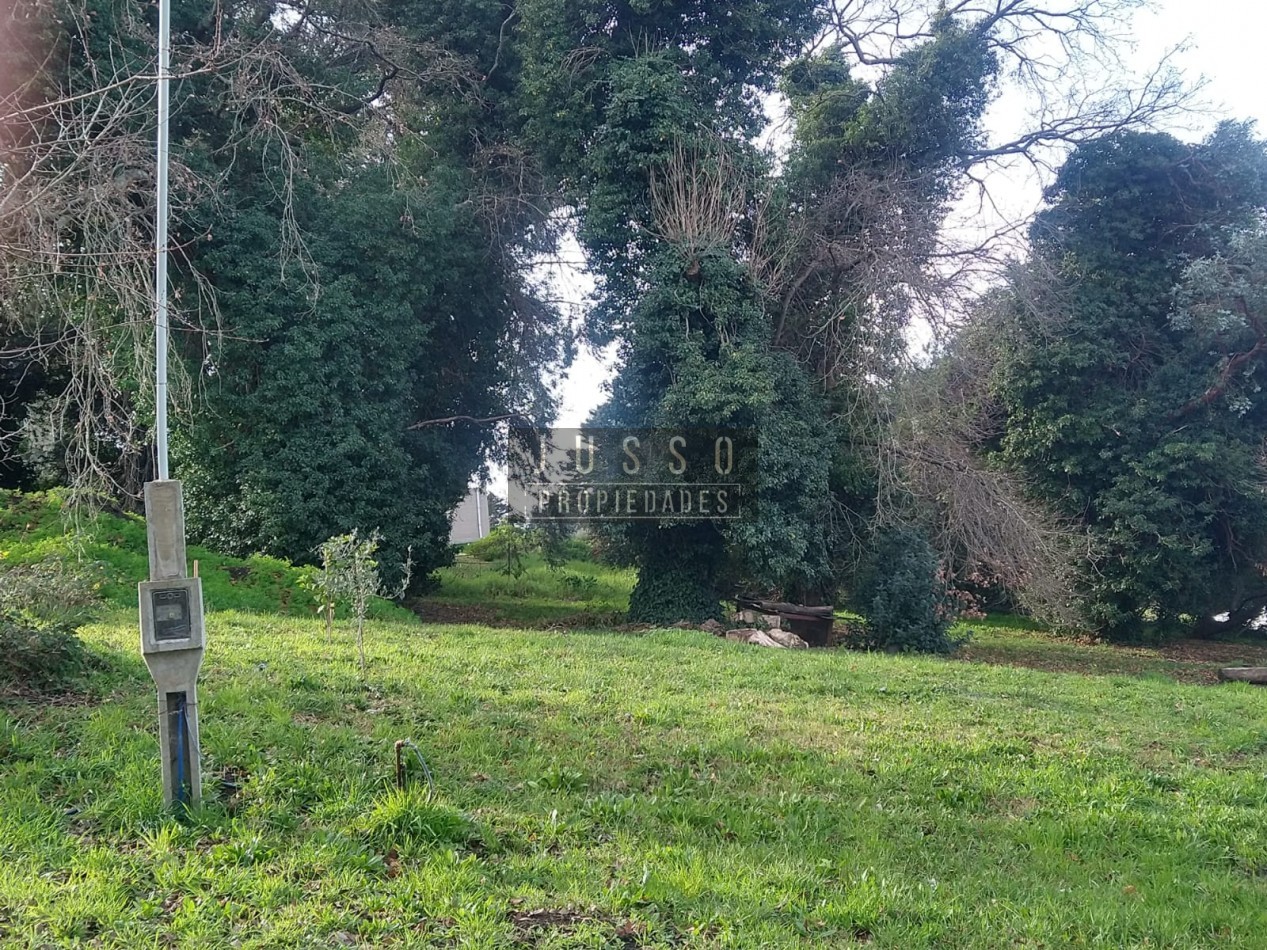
left=152, top=587, right=191, bottom=641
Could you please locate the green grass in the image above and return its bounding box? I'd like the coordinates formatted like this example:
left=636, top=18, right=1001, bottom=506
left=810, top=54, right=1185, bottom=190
left=1, top=490, right=411, bottom=621
left=4, top=612, right=1267, bottom=947
left=419, top=553, right=636, bottom=626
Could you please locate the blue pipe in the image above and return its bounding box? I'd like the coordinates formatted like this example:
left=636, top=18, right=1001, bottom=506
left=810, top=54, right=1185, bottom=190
left=174, top=692, right=189, bottom=806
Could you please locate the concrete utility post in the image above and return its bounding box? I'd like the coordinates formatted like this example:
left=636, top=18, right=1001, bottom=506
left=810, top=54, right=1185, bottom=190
left=139, top=0, right=204, bottom=809
left=139, top=482, right=205, bottom=807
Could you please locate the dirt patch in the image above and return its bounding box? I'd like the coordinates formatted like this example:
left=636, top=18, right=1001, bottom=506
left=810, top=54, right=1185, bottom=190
left=1158, top=639, right=1267, bottom=666
left=956, top=633, right=1267, bottom=685
left=0, top=682, right=97, bottom=707
left=216, top=764, right=249, bottom=810
left=507, top=906, right=648, bottom=948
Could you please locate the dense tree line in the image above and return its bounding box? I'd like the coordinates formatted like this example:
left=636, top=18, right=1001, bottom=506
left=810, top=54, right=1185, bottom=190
left=2, top=0, right=572, bottom=581
left=11, top=0, right=1263, bottom=640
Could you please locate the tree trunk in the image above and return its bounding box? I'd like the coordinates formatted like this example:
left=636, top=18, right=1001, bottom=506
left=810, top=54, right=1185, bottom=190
left=627, top=526, right=725, bottom=624
left=355, top=601, right=367, bottom=675
left=1192, top=596, right=1267, bottom=639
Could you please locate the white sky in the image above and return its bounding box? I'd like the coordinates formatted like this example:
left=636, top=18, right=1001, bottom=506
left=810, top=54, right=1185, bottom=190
left=543, top=0, right=1267, bottom=430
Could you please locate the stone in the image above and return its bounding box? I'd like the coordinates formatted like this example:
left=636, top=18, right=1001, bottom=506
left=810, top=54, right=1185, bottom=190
left=724, top=627, right=808, bottom=648
left=732, top=608, right=783, bottom=630
left=747, top=630, right=784, bottom=648
left=764, top=628, right=809, bottom=649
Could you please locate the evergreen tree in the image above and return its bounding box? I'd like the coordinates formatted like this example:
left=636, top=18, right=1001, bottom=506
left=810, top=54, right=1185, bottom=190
left=989, top=124, right=1267, bottom=637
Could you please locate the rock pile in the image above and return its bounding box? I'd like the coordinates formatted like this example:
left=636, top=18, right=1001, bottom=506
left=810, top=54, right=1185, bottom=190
left=723, top=627, right=809, bottom=649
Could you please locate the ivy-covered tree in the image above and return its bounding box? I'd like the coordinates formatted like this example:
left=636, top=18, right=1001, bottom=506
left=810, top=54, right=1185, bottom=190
left=768, top=20, right=1001, bottom=601
left=529, top=8, right=1009, bottom=621
left=3, top=0, right=571, bottom=581
left=590, top=235, right=835, bottom=622
left=513, top=0, right=836, bottom=621
left=987, top=124, right=1267, bottom=638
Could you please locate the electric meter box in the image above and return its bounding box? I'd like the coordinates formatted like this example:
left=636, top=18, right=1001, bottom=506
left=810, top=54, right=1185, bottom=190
left=139, top=577, right=204, bottom=654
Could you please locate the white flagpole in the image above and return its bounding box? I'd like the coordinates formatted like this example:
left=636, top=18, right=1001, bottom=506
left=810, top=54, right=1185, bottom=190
left=153, top=0, right=171, bottom=480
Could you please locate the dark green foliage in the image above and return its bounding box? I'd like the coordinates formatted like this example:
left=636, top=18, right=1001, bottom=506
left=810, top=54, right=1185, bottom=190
left=0, top=345, right=59, bottom=491
left=757, top=19, right=999, bottom=608
left=782, top=20, right=996, bottom=204
left=849, top=526, right=967, bottom=654
left=596, top=244, right=835, bottom=621
left=625, top=525, right=728, bottom=624
left=12, top=0, right=571, bottom=582
left=989, top=124, right=1267, bottom=638
left=772, top=20, right=998, bottom=372
left=516, top=0, right=822, bottom=337
left=153, top=0, right=574, bottom=586
left=175, top=167, right=526, bottom=588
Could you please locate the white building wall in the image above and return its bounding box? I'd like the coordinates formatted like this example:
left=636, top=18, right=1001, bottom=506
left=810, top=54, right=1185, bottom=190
left=448, top=488, right=489, bottom=544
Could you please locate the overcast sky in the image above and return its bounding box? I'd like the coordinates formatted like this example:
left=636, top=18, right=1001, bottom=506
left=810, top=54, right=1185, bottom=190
left=543, top=0, right=1267, bottom=430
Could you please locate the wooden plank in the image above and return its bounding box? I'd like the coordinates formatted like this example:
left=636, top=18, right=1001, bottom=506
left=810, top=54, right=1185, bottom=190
left=736, top=598, right=834, bottom=618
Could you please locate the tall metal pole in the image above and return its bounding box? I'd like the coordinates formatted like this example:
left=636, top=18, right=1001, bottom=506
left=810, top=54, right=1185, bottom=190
left=153, top=0, right=171, bottom=481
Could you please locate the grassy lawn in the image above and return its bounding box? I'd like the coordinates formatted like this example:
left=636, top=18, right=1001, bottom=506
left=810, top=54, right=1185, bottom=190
left=417, top=554, right=636, bottom=627
left=4, top=611, right=1267, bottom=947
left=0, top=490, right=411, bottom=620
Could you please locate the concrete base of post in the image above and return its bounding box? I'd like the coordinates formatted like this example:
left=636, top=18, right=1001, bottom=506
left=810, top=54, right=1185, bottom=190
left=142, top=637, right=204, bottom=807
left=140, top=479, right=205, bottom=809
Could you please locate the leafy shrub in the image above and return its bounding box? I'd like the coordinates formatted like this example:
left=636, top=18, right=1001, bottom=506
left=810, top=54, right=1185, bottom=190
left=559, top=571, right=599, bottom=597
left=848, top=526, right=970, bottom=654
left=460, top=528, right=502, bottom=562
left=538, top=528, right=591, bottom=569
left=0, top=556, right=102, bottom=628
left=464, top=525, right=592, bottom=574
left=0, top=620, right=92, bottom=688
left=0, top=555, right=103, bottom=687
left=462, top=523, right=533, bottom=576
